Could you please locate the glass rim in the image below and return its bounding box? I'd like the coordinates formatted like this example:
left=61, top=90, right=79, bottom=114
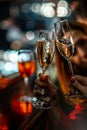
left=18, top=49, right=33, bottom=54
left=54, top=19, right=68, bottom=24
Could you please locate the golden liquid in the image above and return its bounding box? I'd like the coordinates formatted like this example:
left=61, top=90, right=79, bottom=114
left=55, top=45, right=85, bottom=105
left=37, top=40, right=54, bottom=69
left=56, top=39, right=74, bottom=59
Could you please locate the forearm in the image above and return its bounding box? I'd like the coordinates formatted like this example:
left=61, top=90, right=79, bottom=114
left=47, top=100, right=61, bottom=129
left=48, top=104, right=73, bottom=130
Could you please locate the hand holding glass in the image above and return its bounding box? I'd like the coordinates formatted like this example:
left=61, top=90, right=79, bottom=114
left=55, top=19, right=81, bottom=98
left=33, top=29, right=55, bottom=109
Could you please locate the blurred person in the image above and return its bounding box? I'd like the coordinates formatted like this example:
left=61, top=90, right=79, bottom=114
left=33, top=38, right=87, bottom=129
left=33, top=1, right=87, bottom=128
left=69, top=0, right=87, bottom=25
left=66, top=0, right=87, bottom=73
left=57, top=0, right=87, bottom=76
left=66, top=21, right=87, bottom=76
left=32, top=0, right=87, bottom=129
left=54, top=0, right=87, bottom=76
left=52, top=21, right=87, bottom=105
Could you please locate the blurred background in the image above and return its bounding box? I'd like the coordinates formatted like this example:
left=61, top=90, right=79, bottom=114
left=0, top=0, right=76, bottom=81
left=0, top=0, right=75, bottom=50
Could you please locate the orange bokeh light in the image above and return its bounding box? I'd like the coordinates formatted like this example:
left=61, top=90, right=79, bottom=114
left=11, top=96, right=33, bottom=116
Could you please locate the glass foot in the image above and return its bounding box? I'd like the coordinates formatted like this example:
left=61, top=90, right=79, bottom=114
left=18, top=95, right=37, bottom=102
left=33, top=100, right=53, bottom=109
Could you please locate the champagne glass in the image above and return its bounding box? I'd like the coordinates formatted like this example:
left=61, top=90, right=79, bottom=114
left=55, top=19, right=74, bottom=75
left=54, top=19, right=81, bottom=99
left=33, top=29, right=55, bottom=109
left=38, top=30, right=55, bottom=75
left=18, top=50, right=37, bottom=105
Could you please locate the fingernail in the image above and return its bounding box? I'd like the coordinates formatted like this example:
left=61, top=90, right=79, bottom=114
left=70, top=78, right=75, bottom=83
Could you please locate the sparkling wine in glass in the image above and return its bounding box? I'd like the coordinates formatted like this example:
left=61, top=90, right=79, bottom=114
left=37, top=33, right=55, bottom=74
left=18, top=50, right=37, bottom=105
left=55, top=19, right=81, bottom=99
left=56, top=38, right=74, bottom=76
left=33, top=29, right=55, bottom=109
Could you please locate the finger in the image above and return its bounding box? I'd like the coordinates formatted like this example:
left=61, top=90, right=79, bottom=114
left=33, top=89, right=45, bottom=95
left=71, top=79, right=87, bottom=95
left=35, top=79, right=49, bottom=89
left=34, top=85, right=46, bottom=95
left=33, top=86, right=41, bottom=95
left=35, top=79, right=44, bottom=86
left=73, top=75, right=87, bottom=84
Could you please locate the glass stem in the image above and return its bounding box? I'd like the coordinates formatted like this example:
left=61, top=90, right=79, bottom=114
left=67, top=60, right=74, bottom=77
left=42, top=67, right=46, bottom=75
left=24, top=77, right=30, bottom=102
left=24, top=77, right=33, bottom=101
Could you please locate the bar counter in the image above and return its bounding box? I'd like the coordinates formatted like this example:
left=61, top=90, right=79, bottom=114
left=0, top=73, right=47, bottom=130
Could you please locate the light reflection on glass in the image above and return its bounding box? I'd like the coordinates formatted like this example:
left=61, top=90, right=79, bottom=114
left=40, top=3, right=55, bottom=17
